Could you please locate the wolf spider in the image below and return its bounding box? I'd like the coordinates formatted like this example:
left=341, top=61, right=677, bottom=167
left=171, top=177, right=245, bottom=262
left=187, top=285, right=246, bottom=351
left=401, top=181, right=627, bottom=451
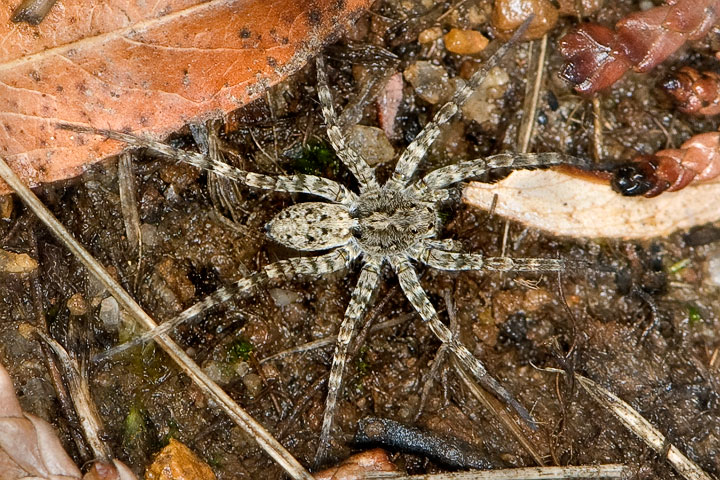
left=62, top=25, right=589, bottom=465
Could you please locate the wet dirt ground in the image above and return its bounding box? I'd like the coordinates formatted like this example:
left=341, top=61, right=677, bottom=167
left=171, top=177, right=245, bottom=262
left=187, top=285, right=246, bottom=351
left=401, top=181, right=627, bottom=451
left=1, top=0, right=719, bottom=479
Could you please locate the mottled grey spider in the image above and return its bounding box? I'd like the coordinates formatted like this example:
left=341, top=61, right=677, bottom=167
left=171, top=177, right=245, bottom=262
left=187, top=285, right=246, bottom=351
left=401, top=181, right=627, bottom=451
left=62, top=25, right=588, bottom=465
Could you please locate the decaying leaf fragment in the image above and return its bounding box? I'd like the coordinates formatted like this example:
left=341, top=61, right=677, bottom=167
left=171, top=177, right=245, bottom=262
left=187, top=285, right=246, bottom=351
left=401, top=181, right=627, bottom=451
left=463, top=170, right=720, bottom=239
left=0, top=0, right=372, bottom=194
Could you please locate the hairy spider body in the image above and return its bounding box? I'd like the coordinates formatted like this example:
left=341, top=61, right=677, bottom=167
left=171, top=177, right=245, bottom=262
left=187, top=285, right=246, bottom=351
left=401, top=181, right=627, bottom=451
left=61, top=21, right=590, bottom=467
left=351, top=189, right=439, bottom=255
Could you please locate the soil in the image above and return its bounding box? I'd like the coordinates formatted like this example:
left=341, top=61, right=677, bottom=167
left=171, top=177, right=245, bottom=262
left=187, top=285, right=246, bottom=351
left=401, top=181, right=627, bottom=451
left=1, top=1, right=719, bottom=479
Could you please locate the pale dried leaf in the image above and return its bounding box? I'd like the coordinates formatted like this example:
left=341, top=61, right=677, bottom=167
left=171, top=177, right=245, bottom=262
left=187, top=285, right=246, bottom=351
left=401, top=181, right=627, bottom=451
left=463, top=170, right=720, bottom=239
left=0, top=363, right=82, bottom=480
left=0, top=363, right=138, bottom=480
left=0, top=0, right=372, bottom=194
left=83, top=460, right=138, bottom=480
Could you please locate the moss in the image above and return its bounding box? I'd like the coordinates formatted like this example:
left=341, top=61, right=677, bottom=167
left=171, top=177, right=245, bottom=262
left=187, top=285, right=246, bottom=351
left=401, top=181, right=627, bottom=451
left=227, top=337, right=254, bottom=363
left=288, top=140, right=340, bottom=177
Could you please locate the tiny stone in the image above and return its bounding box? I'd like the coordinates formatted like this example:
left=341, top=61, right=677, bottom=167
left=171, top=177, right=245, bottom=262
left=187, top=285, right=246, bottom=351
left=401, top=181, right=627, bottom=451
left=0, top=249, right=37, bottom=273
left=418, top=26, right=442, bottom=44
left=140, top=223, right=158, bottom=247
left=145, top=438, right=217, bottom=480
left=242, top=373, right=263, bottom=397
left=0, top=195, right=12, bottom=219
left=707, top=254, right=720, bottom=286
left=235, top=361, right=250, bottom=377
left=492, top=0, right=559, bottom=40
left=345, top=125, right=395, bottom=166
left=443, top=29, right=489, bottom=55
left=461, top=66, right=510, bottom=125
left=638, top=0, right=654, bottom=10
left=66, top=293, right=88, bottom=316
left=556, top=0, right=602, bottom=16
left=404, top=61, right=450, bottom=104
left=269, top=288, right=302, bottom=307
left=204, top=361, right=235, bottom=385
left=98, top=296, right=120, bottom=330
left=17, top=322, right=35, bottom=340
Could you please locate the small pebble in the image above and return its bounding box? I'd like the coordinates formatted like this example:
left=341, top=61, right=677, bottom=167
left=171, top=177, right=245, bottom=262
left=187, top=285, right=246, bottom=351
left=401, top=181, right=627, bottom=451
left=404, top=61, right=450, bottom=104
left=235, top=361, right=250, bottom=377
left=0, top=249, right=37, bottom=273
left=707, top=254, right=720, bottom=286
left=418, top=26, right=443, bottom=44
left=443, top=29, right=489, bottom=55
left=66, top=293, right=88, bottom=316
left=346, top=125, right=395, bottom=166
left=140, top=223, right=158, bottom=247
left=461, top=66, right=510, bottom=125
left=556, top=0, right=602, bottom=16
left=203, top=361, right=235, bottom=385
left=269, top=288, right=302, bottom=307
left=377, top=73, right=404, bottom=139
left=314, top=449, right=398, bottom=480
left=0, top=195, right=12, bottom=219
left=492, top=0, right=559, bottom=40
left=98, top=297, right=120, bottom=330
left=242, top=373, right=263, bottom=397
left=145, top=438, right=216, bottom=480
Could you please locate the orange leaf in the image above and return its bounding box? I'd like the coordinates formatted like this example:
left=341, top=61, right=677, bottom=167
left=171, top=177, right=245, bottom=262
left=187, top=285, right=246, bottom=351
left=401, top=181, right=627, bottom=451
left=0, top=0, right=372, bottom=193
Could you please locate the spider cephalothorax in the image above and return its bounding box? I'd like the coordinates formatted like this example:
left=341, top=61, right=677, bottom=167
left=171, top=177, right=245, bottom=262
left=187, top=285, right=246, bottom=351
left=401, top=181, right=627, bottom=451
left=61, top=20, right=589, bottom=467
left=350, top=189, right=439, bottom=255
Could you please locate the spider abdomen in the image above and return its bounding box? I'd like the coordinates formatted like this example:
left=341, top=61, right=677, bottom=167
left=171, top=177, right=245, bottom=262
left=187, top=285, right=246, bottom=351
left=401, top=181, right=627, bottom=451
left=266, top=202, right=354, bottom=251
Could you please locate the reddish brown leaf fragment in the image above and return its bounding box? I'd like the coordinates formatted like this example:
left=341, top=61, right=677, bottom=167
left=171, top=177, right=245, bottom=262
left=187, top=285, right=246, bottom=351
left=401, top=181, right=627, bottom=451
left=558, top=23, right=630, bottom=95
left=613, top=132, right=720, bottom=197
left=558, top=0, right=720, bottom=94
left=663, top=66, right=720, bottom=116
left=0, top=0, right=373, bottom=194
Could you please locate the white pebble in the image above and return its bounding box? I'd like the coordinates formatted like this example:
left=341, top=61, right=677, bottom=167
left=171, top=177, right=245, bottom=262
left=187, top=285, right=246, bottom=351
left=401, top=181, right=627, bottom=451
left=346, top=125, right=395, bottom=166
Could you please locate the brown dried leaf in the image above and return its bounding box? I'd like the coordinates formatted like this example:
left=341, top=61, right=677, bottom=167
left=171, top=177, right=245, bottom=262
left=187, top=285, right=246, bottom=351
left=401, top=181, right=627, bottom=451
left=463, top=170, right=720, bottom=239
left=0, top=0, right=372, bottom=194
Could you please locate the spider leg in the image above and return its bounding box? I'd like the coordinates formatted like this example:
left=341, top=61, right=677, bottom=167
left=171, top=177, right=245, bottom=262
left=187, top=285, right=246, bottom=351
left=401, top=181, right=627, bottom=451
left=424, top=239, right=465, bottom=252
left=409, top=152, right=590, bottom=197
left=415, top=247, right=567, bottom=273
left=57, top=124, right=357, bottom=205
left=315, top=56, right=379, bottom=191
left=391, top=256, right=536, bottom=428
left=387, top=21, right=532, bottom=189
left=315, top=260, right=382, bottom=466
left=94, top=245, right=360, bottom=362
